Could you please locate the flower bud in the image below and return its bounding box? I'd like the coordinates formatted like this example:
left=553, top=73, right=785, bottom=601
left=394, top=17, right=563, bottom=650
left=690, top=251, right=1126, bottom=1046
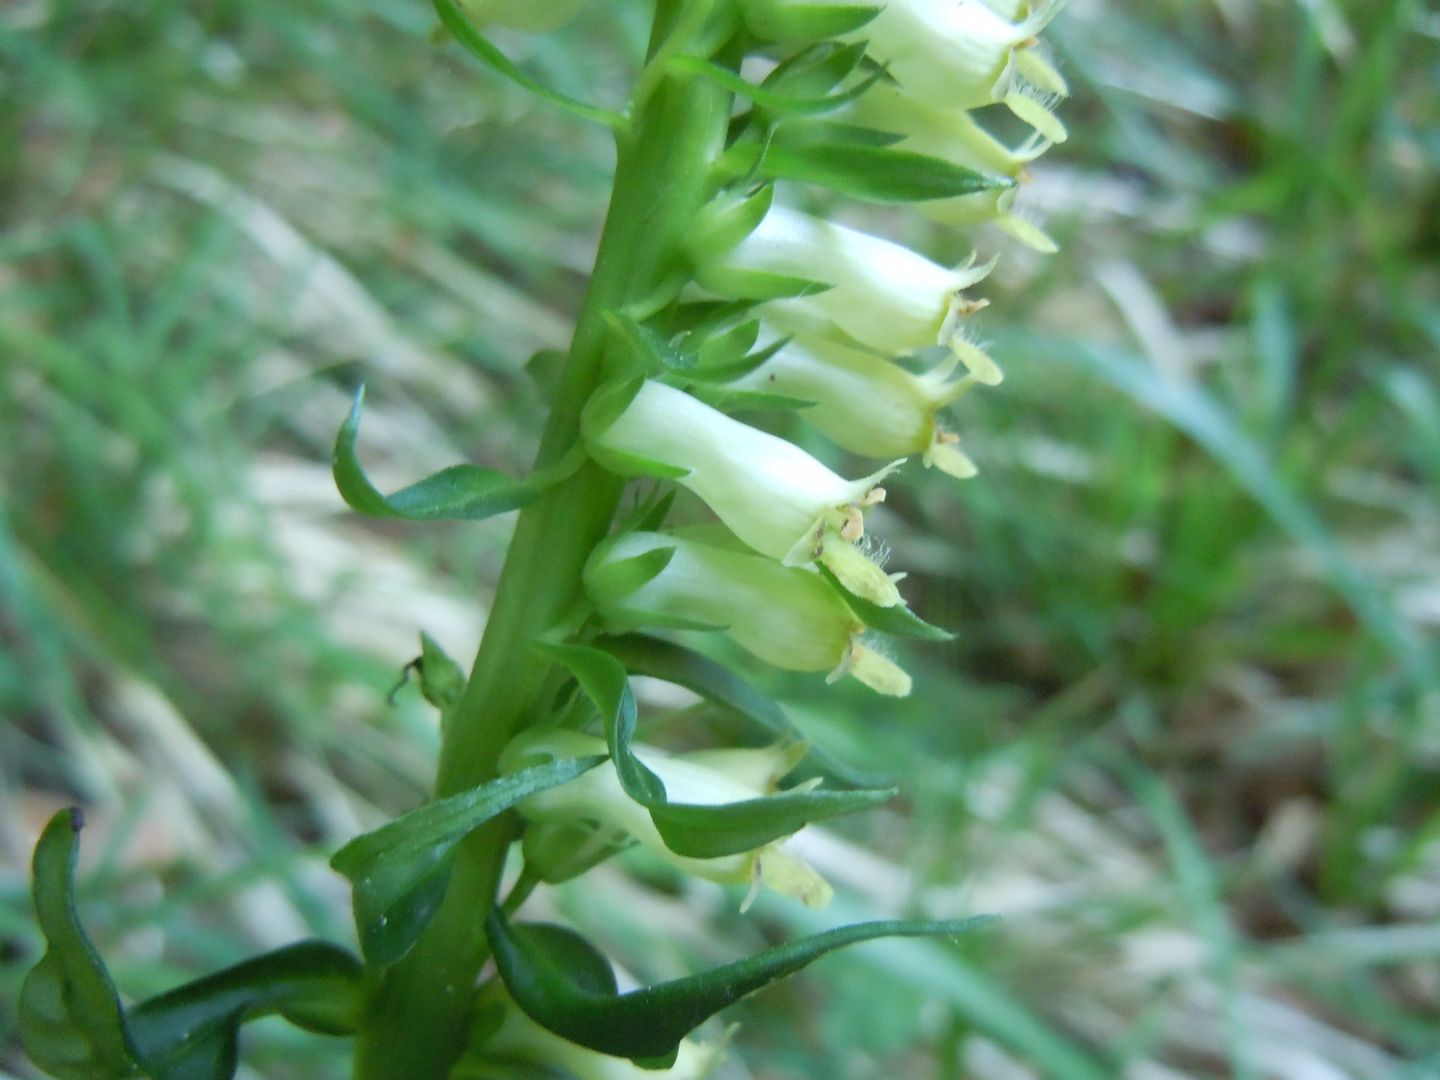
left=586, top=530, right=913, bottom=694
left=729, top=330, right=979, bottom=479
left=740, top=0, right=1065, bottom=139
left=585, top=379, right=904, bottom=606
left=696, top=205, right=1003, bottom=384
left=503, top=729, right=834, bottom=908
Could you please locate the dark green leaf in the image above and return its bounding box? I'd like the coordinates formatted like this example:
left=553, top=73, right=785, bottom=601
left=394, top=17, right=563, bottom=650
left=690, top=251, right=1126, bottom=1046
left=818, top=564, right=955, bottom=641
left=430, top=0, right=623, bottom=129
left=489, top=908, right=991, bottom=1063
left=535, top=643, right=894, bottom=858
left=127, top=942, right=362, bottom=1080
left=334, top=387, right=581, bottom=522
left=684, top=334, right=792, bottom=384
left=330, top=756, right=606, bottom=966
left=20, top=809, right=141, bottom=1080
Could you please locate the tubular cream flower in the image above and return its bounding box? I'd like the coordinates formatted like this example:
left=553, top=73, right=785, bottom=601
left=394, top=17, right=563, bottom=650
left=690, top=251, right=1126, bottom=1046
left=696, top=204, right=1003, bottom=384
left=461, top=982, right=724, bottom=1080
left=843, top=82, right=1058, bottom=251
left=585, top=379, right=904, bottom=606
left=728, top=330, right=979, bottom=480
left=586, top=530, right=913, bottom=695
left=738, top=0, right=1066, bottom=140
left=502, top=729, right=834, bottom=908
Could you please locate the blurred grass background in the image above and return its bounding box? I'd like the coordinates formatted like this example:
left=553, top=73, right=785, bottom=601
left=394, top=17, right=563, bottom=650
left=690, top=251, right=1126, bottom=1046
left=2, top=0, right=1438, bottom=1077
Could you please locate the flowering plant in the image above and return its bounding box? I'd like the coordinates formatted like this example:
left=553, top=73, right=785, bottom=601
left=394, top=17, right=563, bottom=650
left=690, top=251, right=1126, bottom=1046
left=18, top=1, right=1065, bottom=1077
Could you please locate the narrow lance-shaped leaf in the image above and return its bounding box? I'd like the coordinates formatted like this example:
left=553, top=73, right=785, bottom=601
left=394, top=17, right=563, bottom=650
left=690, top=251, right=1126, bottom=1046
left=330, top=756, right=605, bottom=966
left=333, top=386, right=583, bottom=522
left=488, top=907, right=992, bottom=1064
left=534, top=643, right=895, bottom=859
left=20, top=809, right=140, bottom=1080
left=126, top=942, right=362, bottom=1080
left=430, top=0, right=624, bottom=129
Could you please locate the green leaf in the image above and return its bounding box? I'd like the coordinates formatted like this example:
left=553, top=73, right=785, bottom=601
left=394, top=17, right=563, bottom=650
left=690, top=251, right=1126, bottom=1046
left=595, top=634, right=891, bottom=788
left=818, top=565, right=955, bottom=642
left=534, top=643, right=894, bottom=858
left=739, top=3, right=883, bottom=44
left=488, top=907, right=991, bottom=1063
left=430, top=0, right=623, bottom=129
left=126, top=942, right=362, bottom=1080
left=20, top=809, right=141, bottom=1080
left=333, top=387, right=581, bottom=521
left=745, top=142, right=1010, bottom=203
left=330, top=756, right=606, bottom=966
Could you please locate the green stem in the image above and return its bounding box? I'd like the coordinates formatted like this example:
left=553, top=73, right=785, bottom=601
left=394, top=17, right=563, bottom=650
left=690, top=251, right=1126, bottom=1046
left=350, top=16, right=734, bottom=1079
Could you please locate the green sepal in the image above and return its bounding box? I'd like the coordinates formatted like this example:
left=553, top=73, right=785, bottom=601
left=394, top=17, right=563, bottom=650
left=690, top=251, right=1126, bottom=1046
left=595, top=634, right=891, bottom=789
left=739, top=3, right=883, bottom=44
left=334, top=386, right=582, bottom=521
left=693, top=318, right=761, bottom=369
left=818, top=565, right=955, bottom=641
left=329, top=756, right=606, bottom=967
left=521, top=820, right=631, bottom=885
left=686, top=385, right=816, bottom=413
left=126, top=942, right=363, bottom=1079
left=672, top=55, right=882, bottom=118
left=685, top=185, right=774, bottom=265
left=533, top=643, right=894, bottom=858
left=692, top=266, right=834, bottom=301
left=605, top=311, right=696, bottom=374
left=613, top=489, right=678, bottom=535
left=488, top=907, right=991, bottom=1064
left=430, top=0, right=623, bottom=129
left=587, top=543, right=678, bottom=602
left=735, top=141, right=1011, bottom=204
left=418, top=632, right=466, bottom=710
left=525, top=348, right=567, bottom=402
left=762, top=40, right=869, bottom=99
left=771, top=119, right=906, bottom=148
left=20, top=809, right=141, bottom=1080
